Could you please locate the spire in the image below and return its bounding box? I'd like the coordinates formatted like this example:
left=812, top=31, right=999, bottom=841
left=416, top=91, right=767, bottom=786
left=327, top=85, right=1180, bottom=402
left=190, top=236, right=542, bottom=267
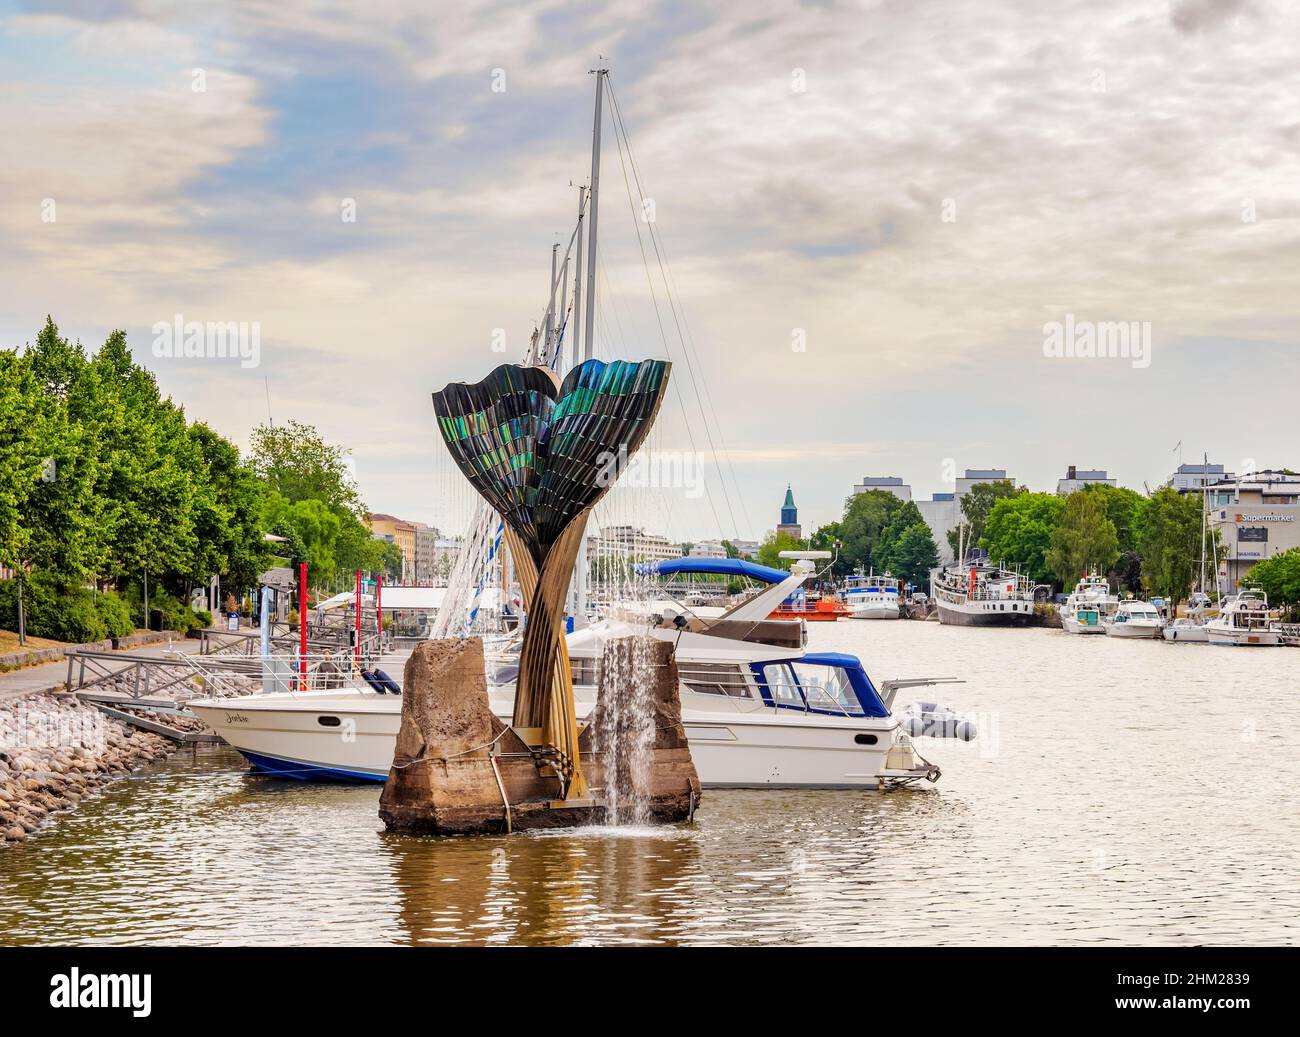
left=783, top=484, right=795, bottom=509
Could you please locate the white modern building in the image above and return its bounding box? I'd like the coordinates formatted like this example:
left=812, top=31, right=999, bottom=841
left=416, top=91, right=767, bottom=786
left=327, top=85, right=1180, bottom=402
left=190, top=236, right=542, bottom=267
left=1168, top=461, right=1233, bottom=493
left=852, top=476, right=912, bottom=501
left=1056, top=465, right=1117, bottom=495
left=916, top=469, right=1016, bottom=565
left=588, top=525, right=683, bottom=562
left=689, top=539, right=728, bottom=559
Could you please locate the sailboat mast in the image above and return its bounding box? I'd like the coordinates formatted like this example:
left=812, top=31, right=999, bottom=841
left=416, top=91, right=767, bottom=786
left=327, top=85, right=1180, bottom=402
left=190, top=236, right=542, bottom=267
left=574, top=66, right=606, bottom=625
left=583, top=68, right=606, bottom=361
left=545, top=243, right=558, bottom=359
left=572, top=186, right=585, bottom=364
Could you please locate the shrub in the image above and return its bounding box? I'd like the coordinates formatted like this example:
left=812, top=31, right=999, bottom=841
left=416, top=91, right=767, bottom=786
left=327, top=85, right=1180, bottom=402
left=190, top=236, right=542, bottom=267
left=95, top=591, right=135, bottom=639
left=0, top=576, right=107, bottom=644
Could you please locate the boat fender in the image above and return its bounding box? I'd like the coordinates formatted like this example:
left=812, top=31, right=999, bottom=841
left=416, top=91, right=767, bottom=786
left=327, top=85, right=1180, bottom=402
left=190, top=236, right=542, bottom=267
left=373, top=668, right=402, bottom=694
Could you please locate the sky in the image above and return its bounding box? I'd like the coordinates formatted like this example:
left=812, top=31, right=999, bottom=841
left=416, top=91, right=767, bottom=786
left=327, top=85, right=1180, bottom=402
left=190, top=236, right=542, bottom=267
left=1, top=0, right=1298, bottom=542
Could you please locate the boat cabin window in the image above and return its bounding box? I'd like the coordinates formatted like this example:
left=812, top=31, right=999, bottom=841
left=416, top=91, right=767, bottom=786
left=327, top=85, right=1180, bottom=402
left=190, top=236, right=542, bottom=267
left=570, top=657, right=598, bottom=687
left=678, top=663, right=751, bottom=698
left=759, top=662, right=866, bottom=716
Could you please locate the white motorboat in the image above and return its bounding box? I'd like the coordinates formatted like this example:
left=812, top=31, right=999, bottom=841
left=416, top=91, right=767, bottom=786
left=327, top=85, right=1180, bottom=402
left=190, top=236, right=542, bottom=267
left=842, top=570, right=901, bottom=619
left=1205, top=589, right=1279, bottom=647
left=1059, top=571, right=1117, bottom=634
left=1162, top=617, right=1210, bottom=642
left=1102, top=600, right=1163, bottom=638
left=189, top=557, right=958, bottom=789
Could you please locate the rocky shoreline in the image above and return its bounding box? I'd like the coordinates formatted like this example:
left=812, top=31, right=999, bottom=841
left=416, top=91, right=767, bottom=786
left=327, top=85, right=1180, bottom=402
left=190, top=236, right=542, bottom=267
left=0, top=692, right=178, bottom=845
left=1, top=664, right=259, bottom=847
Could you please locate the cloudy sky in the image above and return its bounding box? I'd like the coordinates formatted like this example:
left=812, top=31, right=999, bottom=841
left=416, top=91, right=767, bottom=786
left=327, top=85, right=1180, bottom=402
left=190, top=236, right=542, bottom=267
left=2, top=0, right=1297, bottom=542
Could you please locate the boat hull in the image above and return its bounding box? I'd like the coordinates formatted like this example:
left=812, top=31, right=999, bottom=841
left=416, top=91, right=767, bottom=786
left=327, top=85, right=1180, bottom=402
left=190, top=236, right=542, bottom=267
left=935, top=602, right=1035, bottom=626
left=190, top=695, right=902, bottom=790
left=1103, top=622, right=1162, bottom=639
left=1162, top=625, right=1208, bottom=643
left=847, top=602, right=900, bottom=620
left=1205, top=627, right=1279, bottom=647
left=1061, top=615, right=1105, bottom=634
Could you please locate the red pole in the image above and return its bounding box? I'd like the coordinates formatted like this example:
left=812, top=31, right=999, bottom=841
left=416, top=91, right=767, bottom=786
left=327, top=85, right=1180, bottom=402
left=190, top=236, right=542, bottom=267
left=299, top=562, right=308, bottom=690
left=376, top=572, right=383, bottom=656
left=355, top=569, right=362, bottom=667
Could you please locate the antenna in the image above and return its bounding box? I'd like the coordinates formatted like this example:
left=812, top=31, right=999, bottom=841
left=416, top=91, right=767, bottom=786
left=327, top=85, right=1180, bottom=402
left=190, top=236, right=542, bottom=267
left=264, top=377, right=274, bottom=427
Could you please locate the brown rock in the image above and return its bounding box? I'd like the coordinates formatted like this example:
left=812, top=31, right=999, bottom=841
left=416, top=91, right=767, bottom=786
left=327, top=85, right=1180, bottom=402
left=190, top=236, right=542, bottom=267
left=4, top=826, right=24, bottom=842
left=379, top=638, right=536, bottom=836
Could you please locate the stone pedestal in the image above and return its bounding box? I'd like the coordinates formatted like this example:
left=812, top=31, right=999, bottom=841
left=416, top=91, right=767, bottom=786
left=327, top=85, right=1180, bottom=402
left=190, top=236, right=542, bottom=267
left=379, top=636, right=699, bottom=837
left=579, top=636, right=699, bottom=823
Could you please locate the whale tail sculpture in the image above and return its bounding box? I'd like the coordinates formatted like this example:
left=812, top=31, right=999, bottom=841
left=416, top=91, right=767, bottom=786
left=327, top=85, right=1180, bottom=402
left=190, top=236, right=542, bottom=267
left=431, top=358, right=671, bottom=800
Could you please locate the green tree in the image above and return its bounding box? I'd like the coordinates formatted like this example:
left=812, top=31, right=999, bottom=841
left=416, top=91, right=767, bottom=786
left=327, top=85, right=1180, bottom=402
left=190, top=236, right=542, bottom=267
left=1243, top=549, right=1300, bottom=612
left=0, top=349, right=45, bottom=569
left=756, top=530, right=803, bottom=572
left=878, top=523, right=939, bottom=588
left=947, top=480, right=1023, bottom=556
left=809, top=522, right=842, bottom=561
left=720, top=539, right=741, bottom=559
left=1082, top=484, right=1145, bottom=557
left=838, top=490, right=902, bottom=575
left=185, top=422, right=272, bottom=591
left=979, top=492, right=1064, bottom=583
left=250, top=419, right=364, bottom=520
left=1045, top=491, right=1120, bottom=590
left=872, top=500, right=924, bottom=572
left=1135, top=488, right=1202, bottom=603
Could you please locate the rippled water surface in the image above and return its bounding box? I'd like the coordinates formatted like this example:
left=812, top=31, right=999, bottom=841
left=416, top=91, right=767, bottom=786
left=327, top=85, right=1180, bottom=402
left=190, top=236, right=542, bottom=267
left=3, top=622, right=1298, bottom=945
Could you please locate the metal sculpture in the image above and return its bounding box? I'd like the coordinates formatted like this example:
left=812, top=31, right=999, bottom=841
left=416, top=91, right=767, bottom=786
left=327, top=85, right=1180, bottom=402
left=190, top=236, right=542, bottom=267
left=432, top=358, right=671, bottom=800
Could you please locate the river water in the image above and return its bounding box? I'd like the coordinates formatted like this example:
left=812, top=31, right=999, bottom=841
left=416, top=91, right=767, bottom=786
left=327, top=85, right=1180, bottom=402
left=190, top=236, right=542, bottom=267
left=2, top=621, right=1298, bottom=945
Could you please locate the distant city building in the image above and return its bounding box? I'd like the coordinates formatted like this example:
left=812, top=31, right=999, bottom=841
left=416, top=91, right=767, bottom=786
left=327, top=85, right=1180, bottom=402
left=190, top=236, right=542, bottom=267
left=689, top=537, right=760, bottom=559
left=689, top=539, right=728, bottom=558
left=1168, top=461, right=1233, bottom=493
left=776, top=484, right=802, bottom=539
left=412, top=522, right=440, bottom=584
left=1056, top=465, right=1117, bottom=495
left=431, top=537, right=462, bottom=583
left=916, top=469, right=1016, bottom=565
left=1204, top=470, right=1300, bottom=588
left=588, top=525, right=683, bottom=562
left=367, top=513, right=417, bottom=581
left=852, top=476, right=912, bottom=501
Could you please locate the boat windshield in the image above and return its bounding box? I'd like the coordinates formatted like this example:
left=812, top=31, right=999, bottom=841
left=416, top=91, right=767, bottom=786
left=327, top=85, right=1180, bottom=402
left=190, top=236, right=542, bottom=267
left=759, top=662, right=866, bottom=716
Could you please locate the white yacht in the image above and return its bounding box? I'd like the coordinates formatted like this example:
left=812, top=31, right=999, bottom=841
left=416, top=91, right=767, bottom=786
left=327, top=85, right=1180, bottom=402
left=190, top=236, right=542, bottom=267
left=1102, top=600, right=1163, bottom=638
left=1162, top=591, right=1214, bottom=643
left=1059, top=571, right=1117, bottom=634
left=1205, top=589, right=1279, bottom=647
left=189, top=558, right=958, bottom=790
left=842, top=570, right=901, bottom=619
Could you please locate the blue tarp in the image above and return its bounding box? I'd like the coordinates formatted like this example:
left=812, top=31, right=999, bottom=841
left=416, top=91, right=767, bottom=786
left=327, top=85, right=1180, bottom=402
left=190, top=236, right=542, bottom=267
left=639, top=557, right=790, bottom=584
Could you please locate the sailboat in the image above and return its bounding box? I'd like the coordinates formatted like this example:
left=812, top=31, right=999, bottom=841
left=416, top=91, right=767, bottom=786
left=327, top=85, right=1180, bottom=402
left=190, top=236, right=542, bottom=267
left=1163, top=458, right=1219, bottom=643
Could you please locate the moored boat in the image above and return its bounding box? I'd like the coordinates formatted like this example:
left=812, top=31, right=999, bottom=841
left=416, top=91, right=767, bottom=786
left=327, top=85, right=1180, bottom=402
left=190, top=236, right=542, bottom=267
left=189, top=557, right=955, bottom=789
left=1059, top=571, right=1117, bottom=634
left=842, top=570, right=902, bottom=619
left=930, top=561, right=1036, bottom=626
left=1103, top=599, right=1163, bottom=638
left=1205, top=589, right=1279, bottom=646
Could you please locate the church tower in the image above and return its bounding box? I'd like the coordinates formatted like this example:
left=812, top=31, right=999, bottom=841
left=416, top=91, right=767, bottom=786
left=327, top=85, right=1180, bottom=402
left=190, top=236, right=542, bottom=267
left=776, top=484, right=802, bottom=539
